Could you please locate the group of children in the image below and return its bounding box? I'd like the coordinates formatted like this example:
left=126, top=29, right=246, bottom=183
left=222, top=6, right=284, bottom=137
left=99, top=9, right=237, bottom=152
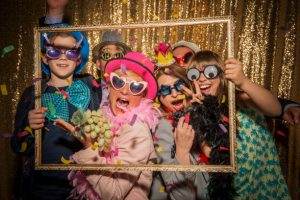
left=11, top=29, right=290, bottom=200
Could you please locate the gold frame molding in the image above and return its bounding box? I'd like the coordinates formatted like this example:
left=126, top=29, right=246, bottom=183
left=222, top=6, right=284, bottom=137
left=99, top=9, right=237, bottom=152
left=34, top=16, right=236, bottom=172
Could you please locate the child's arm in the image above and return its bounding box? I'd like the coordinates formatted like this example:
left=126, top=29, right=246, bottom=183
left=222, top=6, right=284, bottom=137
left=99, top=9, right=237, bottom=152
left=224, top=58, right=281, bottom=117
left=154, top=118, right=209, bottom=200
left=70, top=122, right=155, bottom=200
left=11, top=86, right=36, bottom=155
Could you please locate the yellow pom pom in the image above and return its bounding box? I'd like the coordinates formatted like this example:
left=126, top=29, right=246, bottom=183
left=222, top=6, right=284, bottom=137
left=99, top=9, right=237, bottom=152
left=61, top=156, right=72, bottom=165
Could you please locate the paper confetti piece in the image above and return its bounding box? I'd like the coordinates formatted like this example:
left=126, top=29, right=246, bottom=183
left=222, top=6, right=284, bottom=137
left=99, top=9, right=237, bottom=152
left=155, top=145, right=163, bottom=153
left=48, top=101, right=56, bottom=117
left=61, top=156, right=72, bottom=164
left=19, top=142, right=27, bottom=152
left=159, top=186, right=165, bottom=193
left=24, top=126, right=33, bottom=134
left=0, top=84, right=8, bottom=95
left=1, top=45, right=15, bottom=58
left=116, top=160, right=123, bottom=166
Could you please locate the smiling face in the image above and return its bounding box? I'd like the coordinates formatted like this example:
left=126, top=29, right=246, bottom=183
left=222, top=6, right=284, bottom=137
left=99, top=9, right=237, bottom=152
left=192, top=60, right=221, bottom=96
left=42, top=35, right=80, bottom=81
left=108, top=69, right=146, bottom=116
left=158, top=74, right=187, bottom=113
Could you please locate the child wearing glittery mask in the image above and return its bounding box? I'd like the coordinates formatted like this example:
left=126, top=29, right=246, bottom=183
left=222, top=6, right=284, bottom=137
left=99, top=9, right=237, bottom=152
left=11, top=31, right=101, bottom=200
left=59, top=52, right=159, bottom=200
left=187, top=50, right=290, bottom=199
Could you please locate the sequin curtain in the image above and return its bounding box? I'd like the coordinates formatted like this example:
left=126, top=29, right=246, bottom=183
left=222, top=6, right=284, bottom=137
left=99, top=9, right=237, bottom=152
left=0, top=0, right=299, bottom=199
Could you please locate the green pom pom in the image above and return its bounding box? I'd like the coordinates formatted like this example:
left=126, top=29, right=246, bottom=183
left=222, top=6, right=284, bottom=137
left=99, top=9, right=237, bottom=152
left=71, top=109, right=86, bottom=126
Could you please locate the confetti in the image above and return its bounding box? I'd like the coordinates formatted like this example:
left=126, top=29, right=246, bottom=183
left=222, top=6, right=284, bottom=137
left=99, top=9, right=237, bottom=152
left=19, top=142, right=27, bottom=152
left=0, top=84, right=8, bottom=95
left=61, top=156, right=72, bottom=164
left=24, top=126, right=33, bottom=134
left=155, top=145, right=163, bottom=153
left=116, top=160, right=123, bottom=166
left=159, top=186, right=165, bottom=193
left=1, top=45, right=14, bottom=58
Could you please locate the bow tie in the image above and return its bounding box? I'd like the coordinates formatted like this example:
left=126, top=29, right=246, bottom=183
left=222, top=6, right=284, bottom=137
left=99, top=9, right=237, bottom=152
left=42, top=80, right=91, bottom=122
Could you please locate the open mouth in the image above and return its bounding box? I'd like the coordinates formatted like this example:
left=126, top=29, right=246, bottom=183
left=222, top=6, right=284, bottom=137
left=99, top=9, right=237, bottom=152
left=200, top=84, right=211, bottom=95
left=171, top=98, right=184, bottom=111
left=116, top=97, right=129, bottom=111
left=57, top=63, right=69, bottom=68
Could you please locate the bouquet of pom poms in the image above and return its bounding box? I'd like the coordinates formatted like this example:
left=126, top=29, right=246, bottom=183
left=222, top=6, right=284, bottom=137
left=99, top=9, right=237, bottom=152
left=70, top=109, right=113, bottom=152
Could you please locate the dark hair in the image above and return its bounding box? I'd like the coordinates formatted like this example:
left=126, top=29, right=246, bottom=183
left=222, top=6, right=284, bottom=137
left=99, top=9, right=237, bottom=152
left=155, top=63, right=190, bottom=87
left=41, top=32, right=76, bottom=53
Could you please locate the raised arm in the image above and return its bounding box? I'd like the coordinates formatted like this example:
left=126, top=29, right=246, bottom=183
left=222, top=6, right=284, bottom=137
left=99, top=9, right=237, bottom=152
left=224, top=58, right=281, bottom=117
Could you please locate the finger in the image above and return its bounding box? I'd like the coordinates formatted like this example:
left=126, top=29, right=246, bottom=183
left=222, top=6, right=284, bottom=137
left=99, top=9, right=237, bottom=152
left=54, top=119, right=76, bottom=132
left=283, top=113, right=294, bottom=125
left=182, top=122, right=189, bottom=129
left=177, top=117, right=185, bottom=128
left=190, top=98, right=201, bottom=104
left=29, top=113, right=45, bottom=120
left=41, top=107, right=48, bottom=112
left=225, top=58, right=239, bottom=65
left=31, top=123, right=44, bottom=130
left=30, top=109, right=45, bottom=115
left=193, top=80, right=202, bottom=98
left=225, top=64, right=239, bottom=70
left=29, top=118, right=45, bottom=124
left=181, top=85, right=194, bottom=96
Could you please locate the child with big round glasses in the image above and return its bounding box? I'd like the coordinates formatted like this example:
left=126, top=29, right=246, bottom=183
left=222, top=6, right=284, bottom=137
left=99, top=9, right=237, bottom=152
left=58, top=52, right=160, bottom=200
left=11, top=31, right=101, bottom=200
left=186, top=50, right=290, bottom=199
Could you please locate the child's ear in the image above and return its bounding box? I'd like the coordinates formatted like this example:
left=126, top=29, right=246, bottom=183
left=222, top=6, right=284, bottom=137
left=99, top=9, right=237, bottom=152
left=96, top=60, right=101, bottom=69
left=42, top=55, right=48, bottom=65
left=76, top=58, right=82, bottom=66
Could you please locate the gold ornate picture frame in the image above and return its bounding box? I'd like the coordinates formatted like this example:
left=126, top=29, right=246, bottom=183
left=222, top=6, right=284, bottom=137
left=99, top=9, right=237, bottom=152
left=34, top=16, right=236, bottom=172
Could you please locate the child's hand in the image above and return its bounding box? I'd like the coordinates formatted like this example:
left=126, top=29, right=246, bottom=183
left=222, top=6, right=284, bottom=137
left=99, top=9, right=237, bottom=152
left=181, top=80, right=203, bottom=103
left=224, top=58, right=249, bottom=88
left=28, top=107, right=47, bottom=130
left=54, top=119, right=93, bottom=148
left=201, top=141, right=211, bottom=158
left=174, top=117, right=195, bottom=164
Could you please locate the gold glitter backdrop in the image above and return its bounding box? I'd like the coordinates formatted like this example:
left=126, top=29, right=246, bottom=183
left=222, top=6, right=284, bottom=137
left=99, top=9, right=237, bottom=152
left=0, top=0, right=299, bottom=199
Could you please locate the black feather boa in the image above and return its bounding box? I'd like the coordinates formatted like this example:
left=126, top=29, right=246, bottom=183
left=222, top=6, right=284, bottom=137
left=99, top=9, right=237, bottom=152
left=173, top=95, right=237, bottom=200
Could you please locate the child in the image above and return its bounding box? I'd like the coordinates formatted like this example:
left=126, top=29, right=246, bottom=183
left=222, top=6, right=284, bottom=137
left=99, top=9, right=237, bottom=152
left=149, top=43, right=209, bottom=200
left=187, top=50, right=290, bottom=199
left=65, top=52, right=160, bottom=200
left=11, top=31, right=101, bottom=200
left=92, top=30, right=131, bottom=106
left=150, top=64, right=210, bottom=200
